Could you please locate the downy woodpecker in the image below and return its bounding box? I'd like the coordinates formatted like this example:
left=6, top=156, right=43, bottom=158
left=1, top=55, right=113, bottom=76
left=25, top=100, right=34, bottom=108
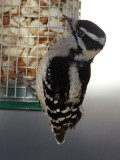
left=36, top=15, right=106, bottom=144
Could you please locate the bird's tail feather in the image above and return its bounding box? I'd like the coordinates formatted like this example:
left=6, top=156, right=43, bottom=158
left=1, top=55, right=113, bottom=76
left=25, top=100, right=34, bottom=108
left=50, top=107, right=84, bottom=144
left=53, top=127, right=67, bottom=144
left=70, top=107, right=84, bottom=129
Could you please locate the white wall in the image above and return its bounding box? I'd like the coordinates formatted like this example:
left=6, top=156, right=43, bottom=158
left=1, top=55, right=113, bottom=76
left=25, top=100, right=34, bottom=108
left=81, top=0, right=120, bottom=86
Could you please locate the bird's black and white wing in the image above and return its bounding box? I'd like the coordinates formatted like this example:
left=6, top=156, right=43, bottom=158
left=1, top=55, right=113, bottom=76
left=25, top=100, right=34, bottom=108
left=36, top=52, right=87, bottom=144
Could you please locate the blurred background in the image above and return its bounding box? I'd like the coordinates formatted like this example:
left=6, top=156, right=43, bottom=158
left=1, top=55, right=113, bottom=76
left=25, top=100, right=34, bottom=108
left=0, top=0, right=120, bottom=160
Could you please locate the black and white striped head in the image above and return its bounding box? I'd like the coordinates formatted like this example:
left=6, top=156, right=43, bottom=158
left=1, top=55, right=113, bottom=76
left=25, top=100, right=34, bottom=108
left=63, top=15, right=106, bottom=61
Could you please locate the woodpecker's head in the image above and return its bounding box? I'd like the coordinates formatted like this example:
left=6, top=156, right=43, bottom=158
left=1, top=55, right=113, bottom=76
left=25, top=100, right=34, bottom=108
left=63, top=15, right=106, bottom=61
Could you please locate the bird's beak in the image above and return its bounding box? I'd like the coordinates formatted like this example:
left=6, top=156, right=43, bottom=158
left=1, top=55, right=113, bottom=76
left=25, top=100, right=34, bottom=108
left=63, top=15, right=78, bottom=32
left=63, top=15, right=72, bottom=24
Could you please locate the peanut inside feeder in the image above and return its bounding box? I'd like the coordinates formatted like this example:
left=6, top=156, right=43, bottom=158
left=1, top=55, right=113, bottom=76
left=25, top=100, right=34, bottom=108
left=0, top=0, right=81, bottom=100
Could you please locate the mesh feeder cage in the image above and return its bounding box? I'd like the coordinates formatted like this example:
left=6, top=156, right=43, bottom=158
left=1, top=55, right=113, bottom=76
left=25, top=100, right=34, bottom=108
left=0, top=0, right=81, bottom=110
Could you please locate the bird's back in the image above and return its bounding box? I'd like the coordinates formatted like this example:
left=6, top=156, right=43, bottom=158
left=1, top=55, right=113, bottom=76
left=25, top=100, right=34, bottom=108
left=36, top=44, right=91, bottom=144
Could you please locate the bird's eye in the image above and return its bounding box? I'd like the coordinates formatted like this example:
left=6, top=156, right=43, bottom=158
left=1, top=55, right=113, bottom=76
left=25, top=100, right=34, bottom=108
left=77, top=29, right=85, bottom=37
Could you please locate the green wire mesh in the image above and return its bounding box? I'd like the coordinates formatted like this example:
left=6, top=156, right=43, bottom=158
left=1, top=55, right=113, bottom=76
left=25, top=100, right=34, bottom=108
left=0, top=0, right=81, bottom=110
